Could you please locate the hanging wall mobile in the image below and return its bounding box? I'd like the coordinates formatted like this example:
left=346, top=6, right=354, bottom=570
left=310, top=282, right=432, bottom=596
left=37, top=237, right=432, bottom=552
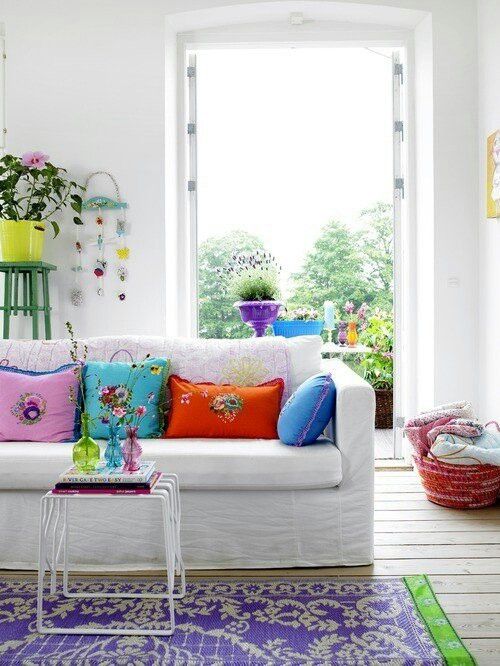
left=75, top=171, right=130, bottom=304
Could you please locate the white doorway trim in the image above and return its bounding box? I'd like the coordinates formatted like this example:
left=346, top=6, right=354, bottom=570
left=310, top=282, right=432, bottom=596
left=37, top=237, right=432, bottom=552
left=171, top=20, right=415, bottom=460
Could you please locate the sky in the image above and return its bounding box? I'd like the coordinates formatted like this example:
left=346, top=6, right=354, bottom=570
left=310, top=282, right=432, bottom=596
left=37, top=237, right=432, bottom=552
left=195, top=46, right=394, bottom=297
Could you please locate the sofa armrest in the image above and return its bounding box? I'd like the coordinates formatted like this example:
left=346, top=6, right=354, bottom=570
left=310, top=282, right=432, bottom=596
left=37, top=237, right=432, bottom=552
left=322, top=357, right=375, bottom=564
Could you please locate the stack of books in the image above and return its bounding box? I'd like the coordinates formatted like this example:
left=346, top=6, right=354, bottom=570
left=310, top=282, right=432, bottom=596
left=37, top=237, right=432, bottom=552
left=53, top=461, right=161, bottom=495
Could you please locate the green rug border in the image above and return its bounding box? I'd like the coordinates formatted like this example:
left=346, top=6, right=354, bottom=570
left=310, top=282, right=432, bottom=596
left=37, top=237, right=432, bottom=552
left=404, top=575, right=476, bottom=666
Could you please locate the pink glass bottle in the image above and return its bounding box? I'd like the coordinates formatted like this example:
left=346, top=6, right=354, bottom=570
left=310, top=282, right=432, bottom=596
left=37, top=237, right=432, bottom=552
left=122, top=425, right=142, bottom=472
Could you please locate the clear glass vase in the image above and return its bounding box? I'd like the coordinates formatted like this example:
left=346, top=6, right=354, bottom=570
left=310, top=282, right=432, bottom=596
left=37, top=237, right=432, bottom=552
left=122, top=425, right=142, bottom=472
left=104, top=422, right=123, bottom=469
left=72, top=413, right=100, bottom=473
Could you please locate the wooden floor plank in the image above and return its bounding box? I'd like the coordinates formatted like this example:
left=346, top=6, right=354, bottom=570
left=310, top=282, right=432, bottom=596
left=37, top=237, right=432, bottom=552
left=374, top=484, right=424, bottom=493
left=462, top=639, right=500, bottom=665
left=375, top=520, right=500, bottom=533
left=375, top=492, right=426, bottom=501
left=375, top=509, right=500, bottom=521
left=376, top=532, right=500, bottom=545
left=438, top=594, right=500, bottom=614
left=376, top=500, right=453, bottom=510
left=374, top=544, right=500, bottom=559
left=448, top=615, right=500, bottom=639
left=429, top=575, right=500, bottom=594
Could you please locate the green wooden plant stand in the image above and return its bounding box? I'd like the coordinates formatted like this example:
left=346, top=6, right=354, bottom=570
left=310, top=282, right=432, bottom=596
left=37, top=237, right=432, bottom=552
left=0, top=262, right=56, bottom=340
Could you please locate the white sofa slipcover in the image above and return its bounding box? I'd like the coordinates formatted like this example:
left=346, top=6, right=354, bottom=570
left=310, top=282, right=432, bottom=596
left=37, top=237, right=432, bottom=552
left=0, top=336, right=374, bottom=570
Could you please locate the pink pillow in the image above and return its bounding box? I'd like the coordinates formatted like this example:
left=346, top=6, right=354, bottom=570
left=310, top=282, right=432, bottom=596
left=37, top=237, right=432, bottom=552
left=0, top=364, right=80, bottom=442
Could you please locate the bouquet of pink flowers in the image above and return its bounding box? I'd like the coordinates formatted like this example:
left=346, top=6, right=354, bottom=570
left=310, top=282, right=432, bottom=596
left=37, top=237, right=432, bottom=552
left=344, top=301, right=369, bottom=330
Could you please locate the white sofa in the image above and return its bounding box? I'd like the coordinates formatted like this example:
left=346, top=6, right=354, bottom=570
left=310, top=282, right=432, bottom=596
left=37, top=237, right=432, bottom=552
left=0, top=335, right=375, bottom=570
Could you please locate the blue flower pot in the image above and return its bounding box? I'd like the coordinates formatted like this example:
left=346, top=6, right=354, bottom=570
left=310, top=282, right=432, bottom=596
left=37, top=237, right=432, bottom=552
left=272, top=320, right=324, bottom=338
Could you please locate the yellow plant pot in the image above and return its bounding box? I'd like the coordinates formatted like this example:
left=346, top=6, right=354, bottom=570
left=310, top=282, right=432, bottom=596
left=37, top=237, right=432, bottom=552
left=0, top=220, right=46, bottom=261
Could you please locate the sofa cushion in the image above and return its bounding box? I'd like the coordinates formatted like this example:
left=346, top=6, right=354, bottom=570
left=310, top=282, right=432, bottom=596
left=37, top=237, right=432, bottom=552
left=278, top=373, right=336, bottom=446
left=165, top=376, right=284, bottom=439
left=0, top=364, right=80, bottom=442
left=0, top=438, right=342, bottom=491
left=84, top=358, right=169, bottom=439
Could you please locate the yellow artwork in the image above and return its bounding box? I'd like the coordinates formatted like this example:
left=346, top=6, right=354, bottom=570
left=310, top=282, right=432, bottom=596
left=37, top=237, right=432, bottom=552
left=487, top=130, right=500, bottom=218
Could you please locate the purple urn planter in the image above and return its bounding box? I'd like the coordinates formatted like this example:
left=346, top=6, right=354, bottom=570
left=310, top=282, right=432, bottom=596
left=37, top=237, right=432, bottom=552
left=235, top=300, right=283, bottom=337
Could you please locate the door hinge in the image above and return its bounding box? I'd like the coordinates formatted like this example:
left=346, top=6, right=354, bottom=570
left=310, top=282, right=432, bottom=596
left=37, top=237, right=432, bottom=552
left=394, top=62, right=403, bottom=83
left=187, top=180, right=196, bottom=192
left=187, top=123, right=196, bottom=135
left=187, top=66, right=196, bottom=78
left=394, top=120, right=404, bottom=141
left=395, top=416, right=405, bottom=429
left=394, top=177, right=405, bottom=198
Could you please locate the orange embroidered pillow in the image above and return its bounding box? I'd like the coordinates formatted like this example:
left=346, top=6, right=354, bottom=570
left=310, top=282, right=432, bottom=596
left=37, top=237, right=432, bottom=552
left=164, top=375, right=284, bottom=439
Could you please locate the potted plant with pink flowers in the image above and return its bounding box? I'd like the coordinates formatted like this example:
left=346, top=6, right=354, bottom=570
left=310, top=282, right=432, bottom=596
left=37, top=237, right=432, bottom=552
left=0, top=152, right=83, bottom=261
left=340, top=301, right=368, bottom=346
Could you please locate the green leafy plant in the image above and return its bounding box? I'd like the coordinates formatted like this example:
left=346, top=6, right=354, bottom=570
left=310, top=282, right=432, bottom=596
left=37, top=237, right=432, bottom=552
left=359, top=310, right=394, bottom=390
left=220, top=250, right=280, bottom=302
left=0, top=152, right=83, bottom=237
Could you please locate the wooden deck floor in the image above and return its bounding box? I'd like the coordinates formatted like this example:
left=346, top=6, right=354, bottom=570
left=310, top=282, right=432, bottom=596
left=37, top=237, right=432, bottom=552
left=2, top=470, right=498, bottom=663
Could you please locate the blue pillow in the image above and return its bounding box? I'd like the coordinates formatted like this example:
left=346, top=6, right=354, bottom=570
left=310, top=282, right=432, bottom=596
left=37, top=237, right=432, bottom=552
left=84, top=358, right=169, bottom=439
left=278, top=373, right=335, bottom=446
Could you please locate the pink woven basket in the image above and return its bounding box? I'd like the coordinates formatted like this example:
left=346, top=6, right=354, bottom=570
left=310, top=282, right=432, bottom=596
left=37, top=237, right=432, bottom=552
left=413, top=455, right=500, bottom=508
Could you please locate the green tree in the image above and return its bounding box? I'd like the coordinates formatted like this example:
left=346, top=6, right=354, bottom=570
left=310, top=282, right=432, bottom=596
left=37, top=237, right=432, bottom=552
left=198, top=230, right=265, bottom=338
left=288, top=219, right=370, bottom=311
left=359, top=202, right=393, bottom=311
left=288, top=202, right=393, bottom=313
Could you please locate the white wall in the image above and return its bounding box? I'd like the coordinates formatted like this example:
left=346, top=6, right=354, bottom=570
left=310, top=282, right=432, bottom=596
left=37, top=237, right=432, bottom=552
left=0, top=0, right=478, bottom=413
left=1, top=0, right=168, bottom=339
left=477, top=0, right=500, bottom=420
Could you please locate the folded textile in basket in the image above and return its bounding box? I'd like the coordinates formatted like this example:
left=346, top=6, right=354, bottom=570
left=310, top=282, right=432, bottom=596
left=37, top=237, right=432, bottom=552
left=431, top=429, right=500, bottom=466
left=406, top=401, right=475, bottom=427
left=427, top=418, right=483, bottom=445
left=404, top=402, right=476, bottom=456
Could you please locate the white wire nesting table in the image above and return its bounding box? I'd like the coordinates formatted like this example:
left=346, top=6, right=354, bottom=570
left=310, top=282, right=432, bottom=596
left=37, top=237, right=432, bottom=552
left=36, top=473, right=185, bottom=636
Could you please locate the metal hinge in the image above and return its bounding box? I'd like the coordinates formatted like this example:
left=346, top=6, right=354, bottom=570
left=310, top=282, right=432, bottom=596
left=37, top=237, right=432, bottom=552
left=187, top=123, right=196, bottom=135
left=394, top=177, right=405, bottom=198
left=394, top=120, right=404, bottom=140
left=187, top=66, right=196, bottom=78
left=395, top=416, right=405, bottom=429
left=394, top=62, right=403, bottom=83
left=187, top=180, right=196, bottom=192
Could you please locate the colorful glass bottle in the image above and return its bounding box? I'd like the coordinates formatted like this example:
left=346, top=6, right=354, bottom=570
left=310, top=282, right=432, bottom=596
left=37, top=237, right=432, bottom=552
left=347, top=321, right=358, bottom=347
left=104, top=422, right=123, bottom=469
left=337, top=321, right=348, bottom=346
left=72, top=413, right=100, bottom=473
left=122, top=425, right=142, bottom=472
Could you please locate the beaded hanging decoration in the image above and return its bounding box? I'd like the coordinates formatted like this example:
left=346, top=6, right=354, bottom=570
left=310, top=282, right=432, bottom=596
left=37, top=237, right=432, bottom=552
left=79, top=171, right=129, bottom=302
left=70, top=229, right=84, bottom=307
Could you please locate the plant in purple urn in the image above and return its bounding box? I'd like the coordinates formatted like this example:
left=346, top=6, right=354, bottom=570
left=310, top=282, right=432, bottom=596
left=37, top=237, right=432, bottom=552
left=218, top=249, right=282, bottom=337
left=122, top=405, right=147, bottom=472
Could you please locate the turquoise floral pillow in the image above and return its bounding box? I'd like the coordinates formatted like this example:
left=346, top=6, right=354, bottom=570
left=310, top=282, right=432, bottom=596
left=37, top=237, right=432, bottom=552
left=83, top=358, right=169, bottom=439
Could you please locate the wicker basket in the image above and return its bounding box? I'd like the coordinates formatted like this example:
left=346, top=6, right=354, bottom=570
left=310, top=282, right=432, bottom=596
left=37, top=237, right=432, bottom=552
left=413, top=455, right=500, bottom=509
left=375, top=389, right=393, bottom=429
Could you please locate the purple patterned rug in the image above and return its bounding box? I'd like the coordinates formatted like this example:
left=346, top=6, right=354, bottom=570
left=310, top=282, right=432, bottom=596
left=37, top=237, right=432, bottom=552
left=0, top=576, right=473, bottom=665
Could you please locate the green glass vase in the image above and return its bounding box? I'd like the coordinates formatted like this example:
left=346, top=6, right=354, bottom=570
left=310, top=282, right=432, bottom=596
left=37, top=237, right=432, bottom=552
left=72, top=413, right=100, bottom=473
